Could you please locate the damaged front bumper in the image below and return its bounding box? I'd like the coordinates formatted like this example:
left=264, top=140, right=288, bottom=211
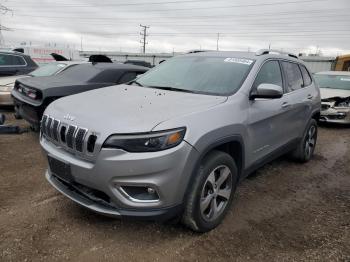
left=320, top=97, right=350, bottom=124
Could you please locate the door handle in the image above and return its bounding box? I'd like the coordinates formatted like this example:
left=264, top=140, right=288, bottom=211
left=307, top=94, right=313, bottom=100
left=281, top=102, right=290, bottom=109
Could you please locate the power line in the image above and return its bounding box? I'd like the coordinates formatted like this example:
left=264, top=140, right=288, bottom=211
left=9, top=13, right=349, bottom=23
left=10, top=10, right=349, bottom=21
left=7, top=17, right=349, bottom=28
left=8, top=27, right=350, bottom=37
left=7, top=0, right=336, bottom=15
left=6, top=0, right=332, bottom=9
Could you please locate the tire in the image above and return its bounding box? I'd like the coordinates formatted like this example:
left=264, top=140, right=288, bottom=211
left=290, top=119, right=318, bottom=163
left=30, top=124, right=40, bottom=132
left=182, top=150, right=238, bottom=232
left=14, top=111, right=22, bottom=120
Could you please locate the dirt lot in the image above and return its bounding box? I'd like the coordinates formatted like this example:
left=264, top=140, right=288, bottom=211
left=0, top=111, right=349, bottom=262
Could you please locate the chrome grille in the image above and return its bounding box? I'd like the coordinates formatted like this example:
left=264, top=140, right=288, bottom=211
left=40, top=114, right=96, bottom=154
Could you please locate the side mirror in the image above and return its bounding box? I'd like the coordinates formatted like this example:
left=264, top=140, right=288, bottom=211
left=250, top=83, right=283, bottom=100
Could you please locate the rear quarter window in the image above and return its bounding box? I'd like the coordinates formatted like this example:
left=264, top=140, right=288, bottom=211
left=299, top=65, right=312, bottom=86
left=0, top=54, right=26, bottom=66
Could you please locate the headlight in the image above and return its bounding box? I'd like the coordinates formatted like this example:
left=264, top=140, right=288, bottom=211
left=103, top=127, right=186, bottom=152
left=0, top=83, right=14, bottom=92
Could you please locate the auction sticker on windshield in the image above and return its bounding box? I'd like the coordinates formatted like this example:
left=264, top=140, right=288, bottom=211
left=224, top=58, right=253, bottom=65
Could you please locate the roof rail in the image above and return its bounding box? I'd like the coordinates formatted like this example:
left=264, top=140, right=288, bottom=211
left=255, top=49, right=298, bottom=59
left=187, top=49, right=214, bottom=54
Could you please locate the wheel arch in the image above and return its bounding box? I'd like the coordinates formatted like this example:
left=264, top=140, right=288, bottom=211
left=183, top=135, right=245, bottom=203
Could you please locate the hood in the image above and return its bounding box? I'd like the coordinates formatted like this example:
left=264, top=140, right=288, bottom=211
left=45, top=84, right=227, bottom=136
left=17, top=75, right=108, bottom=98
left=320, top=88, right=350, bottom=99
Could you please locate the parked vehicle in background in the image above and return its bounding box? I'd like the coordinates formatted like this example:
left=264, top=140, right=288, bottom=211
left=0, top=61, right=85, bottom=106
left=40, top=50, right=320, bottom=232
left=124, top=60, right=152, bottom=68
left=333, top=54, right=350, bottom=71
left=314, top=71, right=350, bottom=124
left=12, top=63, right=148, bottom=130
left=0, top=51, right=38, bottom=77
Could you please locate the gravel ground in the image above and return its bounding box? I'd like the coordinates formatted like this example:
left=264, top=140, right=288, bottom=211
left=0, top=111, right=349, bottom=262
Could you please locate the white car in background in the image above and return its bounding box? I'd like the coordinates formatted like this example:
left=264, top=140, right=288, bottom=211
left=0, top=61, right=85, bottom=106
left=314, top=71, right=350, bottom=124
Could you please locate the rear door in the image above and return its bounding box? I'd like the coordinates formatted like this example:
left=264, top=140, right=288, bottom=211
left=0, top=54, right=27, bottom=76
left=247, top=60, right=292, bottom=165
left=280, top=61, right=310, bottom=139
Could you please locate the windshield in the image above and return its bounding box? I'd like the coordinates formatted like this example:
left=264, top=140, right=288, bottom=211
left=30, top=63, right=67, bottom=77
left=57, top=63, right=102, bottom=81
left=314, top=74, right=350, bottom=91
left=135, top=56, right=254, bottom=95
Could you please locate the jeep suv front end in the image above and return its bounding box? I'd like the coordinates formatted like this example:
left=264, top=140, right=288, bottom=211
left=41, top=51, right=320, bottom=232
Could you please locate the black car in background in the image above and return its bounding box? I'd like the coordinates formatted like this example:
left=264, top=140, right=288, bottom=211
left=12, top=63, right=148, bottom=130
left=0, top=51, right=38, bottom=76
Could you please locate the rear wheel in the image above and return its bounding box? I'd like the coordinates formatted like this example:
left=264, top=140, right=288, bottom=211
left=182, top=150, right=238, bottom=232
left=290, top=119, right=318, bottom=162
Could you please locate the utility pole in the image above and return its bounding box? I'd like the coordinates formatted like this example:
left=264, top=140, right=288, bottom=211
left=80, top=36, right=83, bottom=51
left=140, top=24, right=149, bottom=54
left=0, top=3, right=13, bottom=47
left=216, top=33, right=220, bottom=51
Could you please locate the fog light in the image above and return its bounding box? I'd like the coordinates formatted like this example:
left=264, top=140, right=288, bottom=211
left=119, top=185, right=159, bottom=202
left=147, top=187, right=156, bottom=194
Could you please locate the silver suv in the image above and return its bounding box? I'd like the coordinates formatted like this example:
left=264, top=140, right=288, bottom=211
left=40, top=50, right=321, bottom=232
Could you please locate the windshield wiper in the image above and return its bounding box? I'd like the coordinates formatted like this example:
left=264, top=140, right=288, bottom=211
left=130, top=80, right=144, bottom=87
left=148, top=85, right=197, bottom=94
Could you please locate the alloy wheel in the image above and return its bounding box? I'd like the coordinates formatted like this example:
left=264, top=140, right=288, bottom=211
left=305, top=125, right=316, bottom=159
left=200, top=165, right=232, bottom=222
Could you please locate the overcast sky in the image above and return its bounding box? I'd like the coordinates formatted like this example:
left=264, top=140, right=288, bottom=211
left=1, top=0, right=350, bottom=56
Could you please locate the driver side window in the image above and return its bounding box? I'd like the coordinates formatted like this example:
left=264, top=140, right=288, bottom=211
left=253, top=60, right=283, bottom=90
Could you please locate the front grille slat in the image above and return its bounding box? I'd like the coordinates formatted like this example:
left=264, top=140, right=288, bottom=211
left=46, top=117, right=53, bottom=138
left=52, top=120, right=60, bottom=141
left=41, top=115, right=48, bottom=134
left=75, top=128, right=87, bottom=152
left=41, top=114, right=94, bottom=155
left=66, top=125, right=77, bottom=149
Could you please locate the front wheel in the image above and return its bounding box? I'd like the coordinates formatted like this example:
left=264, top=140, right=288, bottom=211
left=290, top=119, right=318, bottom=162
left=182, top=150, right=238, bottom=232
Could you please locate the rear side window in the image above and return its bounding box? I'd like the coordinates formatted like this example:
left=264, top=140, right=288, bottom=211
left=0, top=54, right=26, bottom=66
left=13, top=56, right=26, bottom=66
left=281, top=61, right=303, bottom=92
left=299, top=65, right=312, bottom=86
left=253, top=60, right=283, bottom=89
left=118, top=72, right=137, bottom=83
